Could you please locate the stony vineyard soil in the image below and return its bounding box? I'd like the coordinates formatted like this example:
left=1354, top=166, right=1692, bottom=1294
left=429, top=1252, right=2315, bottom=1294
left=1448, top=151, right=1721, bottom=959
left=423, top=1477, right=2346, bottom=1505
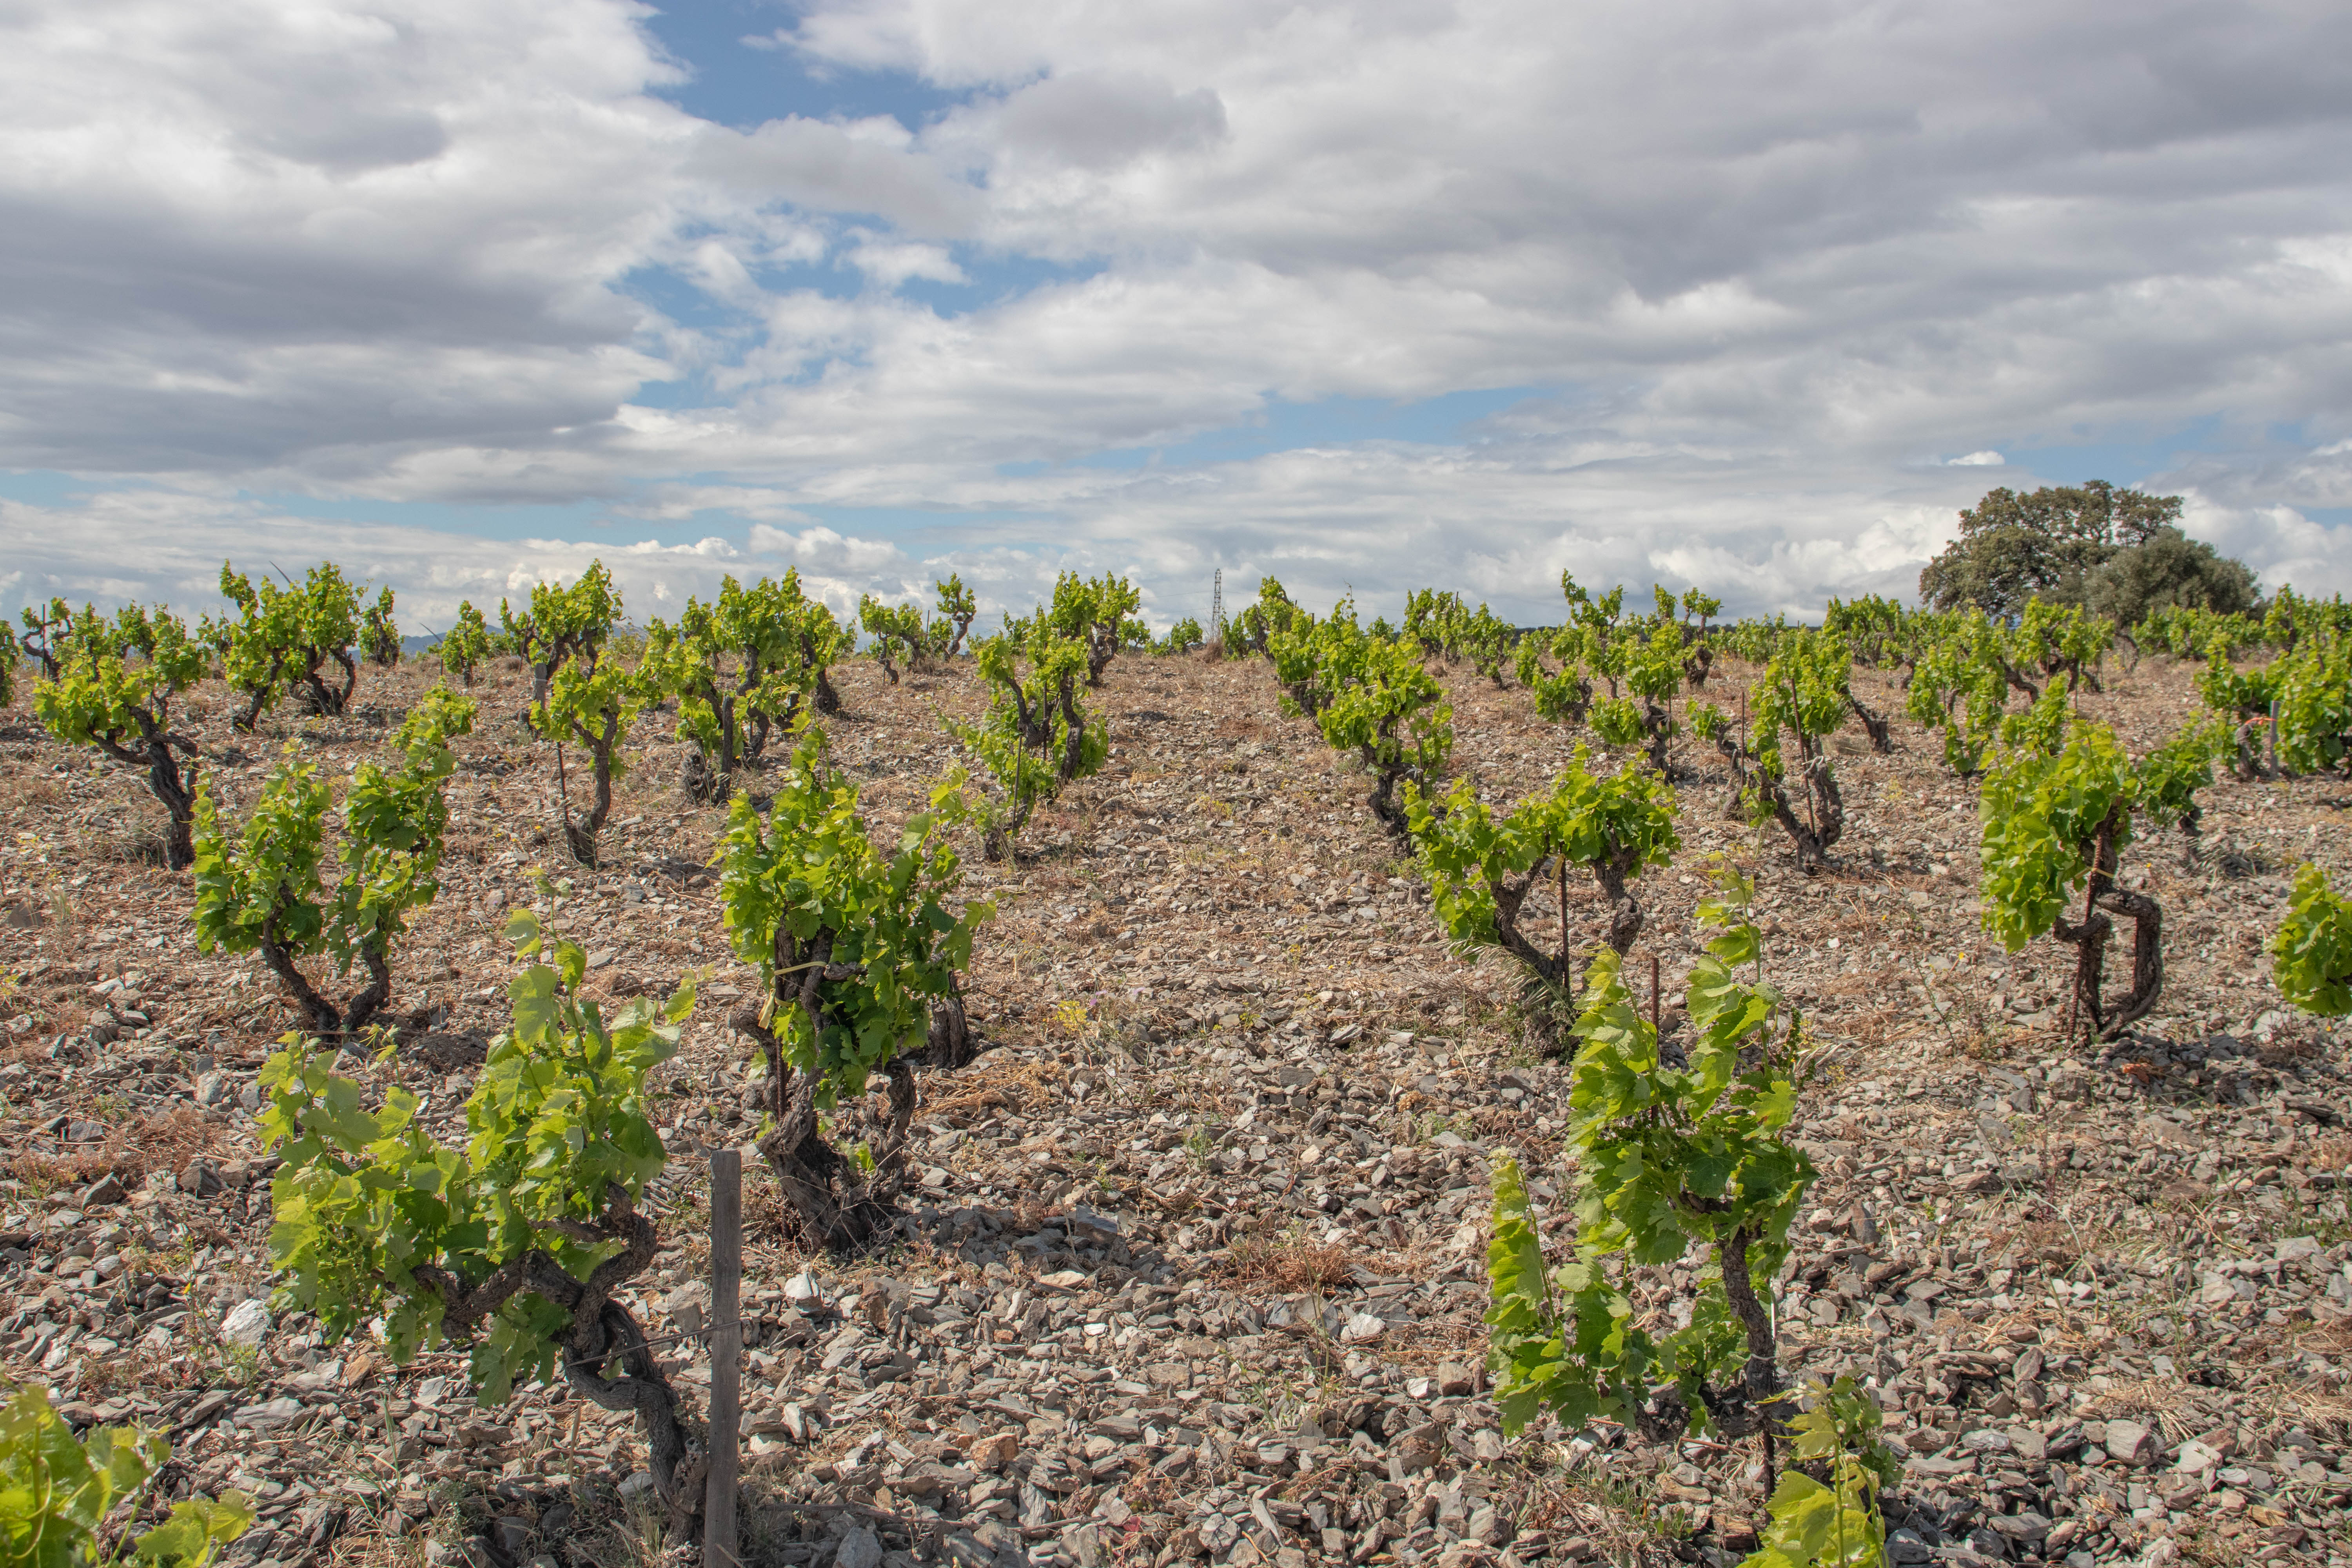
left=0, top=647, right=2348, bottom=1568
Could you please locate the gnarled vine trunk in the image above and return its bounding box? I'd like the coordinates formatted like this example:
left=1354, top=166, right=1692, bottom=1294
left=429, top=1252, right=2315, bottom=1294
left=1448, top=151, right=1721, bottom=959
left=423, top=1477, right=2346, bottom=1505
left=2054, top=808, right=2165, bottom=1042
left=416, top=1184, right=699, bottom=1540
left=735, top=923, right=973, bottom=1250
left=1711, top=735, right=1843, bottom=873
left=97, top=719, right=199, bottom=870
left=1846, top=692, right=1893, bottom=753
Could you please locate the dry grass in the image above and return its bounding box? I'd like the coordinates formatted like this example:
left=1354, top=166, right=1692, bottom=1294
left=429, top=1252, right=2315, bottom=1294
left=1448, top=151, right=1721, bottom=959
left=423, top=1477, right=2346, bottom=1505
left=1221, top=1235, right=1356, bottom=1292
left=922, top=1053, right=1064, bottom=1122
left=0, top=1104, right=227, bottom=1191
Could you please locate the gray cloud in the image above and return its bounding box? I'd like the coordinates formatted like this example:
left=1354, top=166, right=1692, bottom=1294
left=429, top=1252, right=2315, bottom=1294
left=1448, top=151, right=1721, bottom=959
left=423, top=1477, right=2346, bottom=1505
left=3, top=0, right=2348, bottom=614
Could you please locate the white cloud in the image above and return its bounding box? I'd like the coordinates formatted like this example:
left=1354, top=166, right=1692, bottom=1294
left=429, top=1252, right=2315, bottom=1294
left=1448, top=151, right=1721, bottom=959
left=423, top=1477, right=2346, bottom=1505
left=4, top=0, right=2350, bottom=614
left=745, top=523, right=907, bottom=577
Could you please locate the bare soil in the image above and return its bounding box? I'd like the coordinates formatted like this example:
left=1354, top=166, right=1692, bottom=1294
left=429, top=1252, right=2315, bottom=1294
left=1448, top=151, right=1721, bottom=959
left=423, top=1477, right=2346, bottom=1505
left=0, top=644, right=2347, bottom=1568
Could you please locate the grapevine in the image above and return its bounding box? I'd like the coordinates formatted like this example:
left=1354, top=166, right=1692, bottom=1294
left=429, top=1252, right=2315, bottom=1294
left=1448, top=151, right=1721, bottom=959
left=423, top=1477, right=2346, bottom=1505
left=192, top=685, right=476, bottom=1034
left=506, top=564, right=640, bottom=866
left=2271, top=864, right=2352, bottom=1016
left=257, top=915, right=705, bottom=1533
left=642, top=575, right=823, bottom=804
left=1694, top=632, right=1854, bottom=872
left=361, top=585, right=402, bottom=670
left=1488, top=864, right=1817, bottom=1474
left=0, top=1387, right=252, bottom=1567
left=1977, top=718, right=2213, bottom=1040
left=858, top=593, right=927, bottom=684
left=436, top=600, right=496, bottom=687
left=31, top=601, right=210, bottom=869
left=951, top=622, right=1107, bottom=860
left=931, top=573, right=978, bottom=658
left=719, top=725, right=994, bottom=1246
left=1405, top=746, right=1678, bottom=1039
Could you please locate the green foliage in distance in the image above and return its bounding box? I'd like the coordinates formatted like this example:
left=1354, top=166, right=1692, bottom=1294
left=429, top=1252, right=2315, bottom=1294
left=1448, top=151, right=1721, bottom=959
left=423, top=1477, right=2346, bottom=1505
left=1977, top=717, right=2212, bottom=1040
left=1487, top=862, right=1815, bottom=1458
left=640, top=575, right=828, bottom=803
left=1229, top=577, right=1306, bottom=656
left=1739, top=1377, right=1901, bottom=1568
left=208, top=561, right=365, bottom=729
left=2083, top=524, right=2258, bottom=627
left=719, top=724, right=993, bottom=1245
left=504, top=564, right=639, bottom=866
left=859, top=593, right=927, bottom=684
left=1154, top=616, right=1205, bottom=655
left=931, top=573, right=978, bottom=658
left=360, top=586, right=401, bottom=670
left=2262, top=586, right=2352, bottom=653
left=192, top=686, right=476, bottom=1035
left=437, top=601, right=497, bottom=687
left=1402, top=589, right=1514, bottom=682
left=950, top=628, right=1107, bottom=860
left=258, top=913, right=702, bottom=1522
left=2272, top=864, right=2352, bottom=1017
left=0, top=1386, right=253, bottom=1568
left=1042, top=571, right=1143, bottom=685
left=1405, top=745, right=1679, bottom=996
left=1918, top=480, right=2191, bottom=615
left=2135, top=604, right=2260, bottom=661
left=1693, top=632, right=1854, bottom=872
left=30, top=602, right=210, bottom=870
left=1315, top=631, right=1452, bottom=833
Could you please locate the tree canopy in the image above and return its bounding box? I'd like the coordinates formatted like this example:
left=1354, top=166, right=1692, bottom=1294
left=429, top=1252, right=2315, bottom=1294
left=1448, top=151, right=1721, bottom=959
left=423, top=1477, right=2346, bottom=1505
left=1918, top=480, right=2254, bottom=619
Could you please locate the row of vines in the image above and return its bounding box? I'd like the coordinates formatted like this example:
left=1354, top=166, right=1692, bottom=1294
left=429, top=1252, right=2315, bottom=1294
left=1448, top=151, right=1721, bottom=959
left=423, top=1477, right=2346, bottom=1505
left=1225, top=571, right=2352, bottom=1568
left=0, top=559, right=1156, bottom=1541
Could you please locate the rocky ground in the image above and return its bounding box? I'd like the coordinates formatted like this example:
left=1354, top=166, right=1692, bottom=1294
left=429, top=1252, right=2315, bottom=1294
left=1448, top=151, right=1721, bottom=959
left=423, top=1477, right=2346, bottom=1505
left=0, top=642, right=2348, bottom=1568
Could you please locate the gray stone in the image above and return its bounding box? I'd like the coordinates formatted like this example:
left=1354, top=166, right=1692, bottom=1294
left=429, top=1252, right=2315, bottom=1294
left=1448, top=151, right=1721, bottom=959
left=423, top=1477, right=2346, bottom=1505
left=835, top=1527, right=884, bottom=1568
left=220, top=1298, right=272, bottom=1348
left=2104, top=1420, right=2161, bottom=1467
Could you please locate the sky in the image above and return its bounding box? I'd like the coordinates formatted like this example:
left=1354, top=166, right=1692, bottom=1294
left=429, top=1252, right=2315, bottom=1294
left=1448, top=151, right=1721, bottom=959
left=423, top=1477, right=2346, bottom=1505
left=4, top=0, right=2350, bottom=635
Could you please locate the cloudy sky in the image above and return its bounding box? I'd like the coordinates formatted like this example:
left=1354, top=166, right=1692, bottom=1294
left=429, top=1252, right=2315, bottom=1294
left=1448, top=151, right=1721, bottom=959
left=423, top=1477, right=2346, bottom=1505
left=4, top=0, right=2350, bottom=633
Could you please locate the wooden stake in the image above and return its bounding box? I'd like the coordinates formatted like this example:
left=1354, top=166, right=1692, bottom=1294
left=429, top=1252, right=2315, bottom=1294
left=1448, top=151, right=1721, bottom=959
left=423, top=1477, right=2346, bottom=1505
left=706, top=1148, right=742, bottom=1568
left=1555, top=856, right=1569, bottom=984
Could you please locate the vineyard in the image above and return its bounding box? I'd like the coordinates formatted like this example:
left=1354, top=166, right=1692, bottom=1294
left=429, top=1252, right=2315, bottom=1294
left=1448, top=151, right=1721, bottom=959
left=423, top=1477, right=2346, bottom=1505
left=0, top=560, right=2349, bottom=1568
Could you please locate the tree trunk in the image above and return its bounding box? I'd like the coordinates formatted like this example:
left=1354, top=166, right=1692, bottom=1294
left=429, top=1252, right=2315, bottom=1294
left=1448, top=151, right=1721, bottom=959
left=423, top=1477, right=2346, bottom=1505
left=917, top=989, right=978, bottom=1070
left=751, top=1061, right=913, bottom=1250
left=421, top=1185, right=698, bottom=1541
left=739, top=934, right=924, bottom=1251
left=119, top=724, right=200, bottom=872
